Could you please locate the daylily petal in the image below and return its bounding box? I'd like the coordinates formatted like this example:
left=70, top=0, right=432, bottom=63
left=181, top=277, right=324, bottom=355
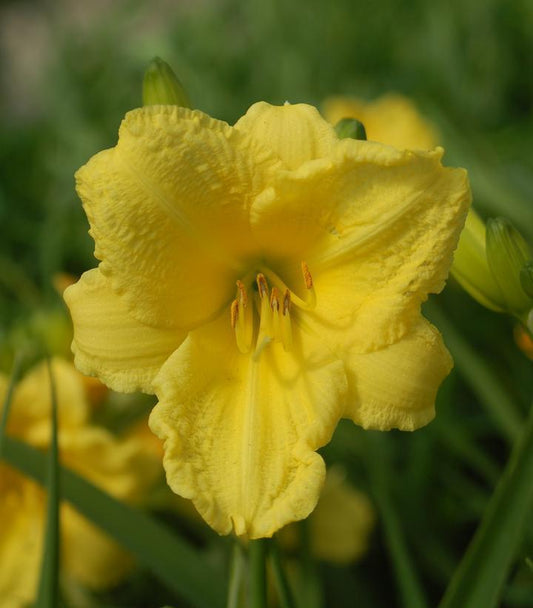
left=234, top=102, right=338, bottom=170
left=343, top=318, right=453, bottom=431
left=64, top=268, right=185, bottom=393
left=77, top=105, right=274, bottom=330
left=149, top=314, right=347, bottom=538
left=254, top=142, right=470, bottom=351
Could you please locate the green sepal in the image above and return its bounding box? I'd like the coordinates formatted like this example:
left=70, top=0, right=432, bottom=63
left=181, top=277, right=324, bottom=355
left=519, top=261, right=533, bottom=299
left=486, top=217, right=533, bottom=314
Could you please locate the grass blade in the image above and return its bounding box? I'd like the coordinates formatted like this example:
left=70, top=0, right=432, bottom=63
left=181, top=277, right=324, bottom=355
left=364, top=432, right=428, bottom=608
left=1, top=436, right=226, bottom=608
left=439, top=402, right=533, bottom=608
left=35, top=359, right=60, bottom=608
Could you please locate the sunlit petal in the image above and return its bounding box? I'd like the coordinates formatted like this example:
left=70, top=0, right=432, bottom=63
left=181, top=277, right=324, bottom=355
left=64, top=268, right=185, bottom=394
left=150, top=315, right=347, bottom=538
left=344, top=318, right=453, bottom=430
left=77, top=106, right=275, bottom=330
left=234, top=102, right=338, bottom=170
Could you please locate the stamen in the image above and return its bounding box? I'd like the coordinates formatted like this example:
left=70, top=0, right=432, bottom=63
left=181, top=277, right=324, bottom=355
left=270, top=287, right=281, bottom=343
left=232, top=281, right=254, bottom=354
left=258, top=265, right=316, bottom=311
left=255, top=273, right=273, bottom=355
left=280, top=289, right=293, bottom=351
left=283, top=289, right=291, bottom=315
left=230, top=299, right=239, bottom=329
left=300, top=261, right=316, bottom=309
left=256, top=273, right=269, bottom=299
left=301, top=261, right=313, bottom=289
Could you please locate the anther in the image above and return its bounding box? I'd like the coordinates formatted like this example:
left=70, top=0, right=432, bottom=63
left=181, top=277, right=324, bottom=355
left=283, top=289, right=291, bottom=315
left=236, top=280, right=247, bottom=307
left=301, top=261, right=316, bottom=309
left=256, top=273, right=269, bottom=299
left=230, top=299, right=239, bottom=329
left=301, top=261, right=313, bottom=289
left=270, top=287, right=280, bottom=312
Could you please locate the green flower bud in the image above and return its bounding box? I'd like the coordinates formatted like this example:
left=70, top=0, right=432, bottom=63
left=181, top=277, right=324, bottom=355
left=142, top=57, right=191, bottom=108
left=451, top=209, right=505, bottom=312
left=486, top=217, right=533, bottom=314
left=334, top=118, right=367, bottom=141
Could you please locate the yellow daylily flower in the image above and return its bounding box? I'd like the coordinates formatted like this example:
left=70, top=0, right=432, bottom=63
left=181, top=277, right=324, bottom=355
left=64, top=102, right=470, bottom=539
left=0, top=359, right=160, bottom=606
left=322, top=93, right=439, bottom=150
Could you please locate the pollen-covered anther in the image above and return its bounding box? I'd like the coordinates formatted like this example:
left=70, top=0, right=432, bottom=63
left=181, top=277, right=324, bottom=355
left=301, top=261, right=317, bottom=309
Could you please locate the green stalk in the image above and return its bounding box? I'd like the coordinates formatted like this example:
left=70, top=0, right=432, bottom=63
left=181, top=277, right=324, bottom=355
left=227, top=542, right=246, bottom=608
left=35, top=359, right=60, bottom=608
left=439, top=402, right=533, bottom=608
left=249, top=539, right=268, bottom=608
left=268, top=537, right=297, bottom=608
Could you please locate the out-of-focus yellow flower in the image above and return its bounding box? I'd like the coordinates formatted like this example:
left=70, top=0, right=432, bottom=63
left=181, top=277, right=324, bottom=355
left=308, top=467, right=374, bottom=563
left=65, top=102, right=470, bottom=538
left=322, top=94, right=438, bottom=150
left=0, top=359, right=159, bottom=607
left=279, top=467, right=374, bottom=564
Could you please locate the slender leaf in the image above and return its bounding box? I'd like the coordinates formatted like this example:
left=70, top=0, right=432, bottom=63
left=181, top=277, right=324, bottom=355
left=227, top=542, right=246, bottom=608
left=364, top=432, right=428, bottom=608
left=1, top=436, right=226, bottom=608
left=268, top=537, right=297, bottom=608
left=439, top=403, right=533, bottom=608
left=35, top=359, right=61, bottom=608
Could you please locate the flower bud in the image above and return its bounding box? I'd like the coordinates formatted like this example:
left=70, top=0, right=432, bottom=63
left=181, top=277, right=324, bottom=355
left=142, top=57, right=191, bottom=108
left=486, top=217, right=533, bottom=314
left=451, top=209, right=505, bottom=312
left=334, top=118, right=367, bottom=141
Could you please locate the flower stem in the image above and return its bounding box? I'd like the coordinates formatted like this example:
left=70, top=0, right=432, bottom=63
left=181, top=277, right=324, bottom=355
left=268, top=537, right=297, bottom=608
left=227, top=541, right=246, bottom=608
left=249, top=539, right=268, bottom=608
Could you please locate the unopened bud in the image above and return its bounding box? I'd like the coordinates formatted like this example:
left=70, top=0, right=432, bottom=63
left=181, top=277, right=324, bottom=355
left=451, top=210, right=505, bottom=312
left=142, top=57, right=191, bottom=108
left=486, top=218, right=533, bottom=314
left=334, top=118, right=367, bottom=141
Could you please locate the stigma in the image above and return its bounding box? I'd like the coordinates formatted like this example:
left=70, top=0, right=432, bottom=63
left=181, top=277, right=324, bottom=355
left=229, top=263, right=315, bottom=357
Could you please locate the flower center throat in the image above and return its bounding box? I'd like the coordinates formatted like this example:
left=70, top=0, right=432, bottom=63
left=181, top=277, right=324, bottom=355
left=230, top=262, right=316, bottom=359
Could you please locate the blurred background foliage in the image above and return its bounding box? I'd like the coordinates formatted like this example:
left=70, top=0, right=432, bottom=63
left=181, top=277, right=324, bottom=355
left=0, top=0, right=532, bottom=606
